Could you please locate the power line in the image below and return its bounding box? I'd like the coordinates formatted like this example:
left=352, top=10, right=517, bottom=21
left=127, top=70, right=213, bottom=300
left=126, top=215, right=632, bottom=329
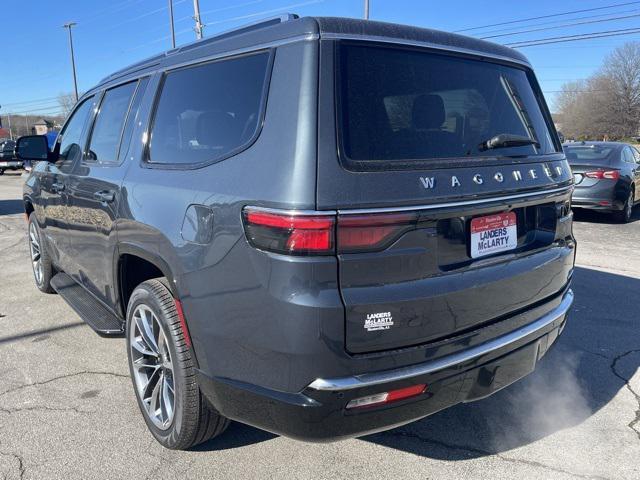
left=0, top=96, right=59, bottom=107
left=455, top=1, right=640, bottom=32
left=472, top=7, right=640, bottom=37
left=506, top=26, right=640, bottom=47
left=481, top=12, right=640, bottom=39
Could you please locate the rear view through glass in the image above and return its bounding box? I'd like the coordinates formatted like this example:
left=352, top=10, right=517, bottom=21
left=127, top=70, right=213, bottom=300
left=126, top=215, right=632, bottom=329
left=338, top=43, right=558, bottom=169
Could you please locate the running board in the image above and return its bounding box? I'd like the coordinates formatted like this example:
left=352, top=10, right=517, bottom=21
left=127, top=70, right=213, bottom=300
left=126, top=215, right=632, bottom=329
left=51, top=273, right=124, bottom=336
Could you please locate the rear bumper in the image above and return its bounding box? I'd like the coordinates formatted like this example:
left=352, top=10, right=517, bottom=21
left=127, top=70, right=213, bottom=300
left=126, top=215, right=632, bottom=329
left=572, top=182, right=624, bottom=211
left=197, top=288, right=573, bottom=442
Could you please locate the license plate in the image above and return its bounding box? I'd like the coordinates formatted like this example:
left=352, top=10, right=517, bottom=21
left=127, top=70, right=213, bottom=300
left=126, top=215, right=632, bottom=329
left=470, top=212, right=517, bottom=259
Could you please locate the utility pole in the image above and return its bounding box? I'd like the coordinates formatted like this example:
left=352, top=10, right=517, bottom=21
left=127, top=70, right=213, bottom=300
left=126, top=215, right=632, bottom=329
left=7, top=114, right=12, bottom=140
left=193, top=0, right=204, bottom=40
left=364, top=0, right=369, bottom=19
left=63, top=22, right=79, bottom=102
left=168, top=0, right=176, bottom=48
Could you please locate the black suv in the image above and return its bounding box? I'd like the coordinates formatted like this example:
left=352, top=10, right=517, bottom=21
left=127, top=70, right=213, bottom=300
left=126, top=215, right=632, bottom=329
left=0, top=139, right=21, bottom=174
left=17, top=15, right=575, bottom=450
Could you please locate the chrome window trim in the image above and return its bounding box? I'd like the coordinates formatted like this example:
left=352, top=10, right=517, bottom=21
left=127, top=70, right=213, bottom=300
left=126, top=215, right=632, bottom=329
left=308, top=289, right=573, bottom=391
left=320, top=33, right=532, bottom=68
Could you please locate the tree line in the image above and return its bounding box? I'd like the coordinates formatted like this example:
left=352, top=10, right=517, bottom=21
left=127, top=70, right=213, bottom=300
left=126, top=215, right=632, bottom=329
left=556, top=41, right=640, bottom=141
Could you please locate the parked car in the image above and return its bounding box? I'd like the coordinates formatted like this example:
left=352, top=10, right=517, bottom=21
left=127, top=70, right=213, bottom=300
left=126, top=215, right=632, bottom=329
left=564, top=141, right=640, bottom=222
left=0, top=139, right=22, bottom=174
left=16, top=15, right=575, bottom=450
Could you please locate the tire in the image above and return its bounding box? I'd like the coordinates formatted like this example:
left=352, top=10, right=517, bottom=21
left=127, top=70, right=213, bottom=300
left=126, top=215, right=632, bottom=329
left=126, top=278, right=229, bottom=450
left=614, top=188, right=634, bottom=223
left=0, top=169, right=4, bottom=175
left=27, top=214, right=55, bottom=293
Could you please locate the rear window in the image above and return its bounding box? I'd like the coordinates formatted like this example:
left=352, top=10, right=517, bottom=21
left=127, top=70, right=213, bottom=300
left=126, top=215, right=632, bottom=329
left=563, top=145, right=615, bottom=164
left=148, top=51, right=271, bottom=166
left=338, top=43, right=558, bottom=170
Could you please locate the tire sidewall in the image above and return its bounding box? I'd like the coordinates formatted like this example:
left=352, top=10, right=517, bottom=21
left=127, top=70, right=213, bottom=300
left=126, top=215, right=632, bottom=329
left=126, top=282, right=191, bottom=448
left=27, top=214, right=53, bottom=292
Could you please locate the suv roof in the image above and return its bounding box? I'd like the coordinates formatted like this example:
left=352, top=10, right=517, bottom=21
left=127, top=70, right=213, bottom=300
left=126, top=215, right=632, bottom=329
left=95, top=15, right=530, bottom=91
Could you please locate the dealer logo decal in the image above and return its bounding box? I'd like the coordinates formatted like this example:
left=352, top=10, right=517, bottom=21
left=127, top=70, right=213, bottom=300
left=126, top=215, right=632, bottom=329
left=364, top=312, right=394, bottom=331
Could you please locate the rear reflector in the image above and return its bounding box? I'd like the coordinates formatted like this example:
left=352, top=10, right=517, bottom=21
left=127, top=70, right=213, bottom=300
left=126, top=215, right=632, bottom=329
left=585, top=169, right=620, bottom=180
left=346, top=384, right=426, bottom=409
left=242, top=208, right=335, bottom=255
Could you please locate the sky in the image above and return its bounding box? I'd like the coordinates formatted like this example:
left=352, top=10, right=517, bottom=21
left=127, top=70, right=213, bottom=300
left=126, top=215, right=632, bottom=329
left=2, top=0, right=640, bottom=116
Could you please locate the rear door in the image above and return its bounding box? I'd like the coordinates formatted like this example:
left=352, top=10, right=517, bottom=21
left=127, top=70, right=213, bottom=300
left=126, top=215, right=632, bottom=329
left=317, top=40, right=573, bottom=354
left=65, top=78, right=148, bottom=307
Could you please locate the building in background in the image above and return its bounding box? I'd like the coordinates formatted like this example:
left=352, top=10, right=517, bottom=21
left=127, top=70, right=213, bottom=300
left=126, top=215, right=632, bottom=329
left=33, top=118, right=54, bottom=135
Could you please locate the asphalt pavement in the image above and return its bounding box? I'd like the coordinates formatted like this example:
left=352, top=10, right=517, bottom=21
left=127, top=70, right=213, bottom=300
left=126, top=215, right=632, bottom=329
left=0, top=170, right=638, bottom=479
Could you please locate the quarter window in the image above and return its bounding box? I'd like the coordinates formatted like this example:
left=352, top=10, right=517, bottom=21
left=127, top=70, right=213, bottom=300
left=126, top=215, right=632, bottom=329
left=148, top=51, right=271, bottom=166
left=87, top=82, right=137, bottom=163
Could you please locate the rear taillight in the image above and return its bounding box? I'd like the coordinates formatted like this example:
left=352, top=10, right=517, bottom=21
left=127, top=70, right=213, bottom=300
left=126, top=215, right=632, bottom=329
left=242, top=208, right=419, bottom=256
left=584, top=169, right=620, bottom=180
left=242, top=208, right=335, bottom=255
left=337, top=212, right=418, bottom=253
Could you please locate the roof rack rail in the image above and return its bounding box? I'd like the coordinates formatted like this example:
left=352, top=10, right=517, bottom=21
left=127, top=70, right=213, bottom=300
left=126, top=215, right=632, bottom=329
left=97, top=14, right=299, bottom=86
left=166, top=13, right=299, bottom=56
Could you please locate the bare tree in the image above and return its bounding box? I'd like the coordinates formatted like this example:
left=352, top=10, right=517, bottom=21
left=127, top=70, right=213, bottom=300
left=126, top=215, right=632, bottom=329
left=58, top=92, right=77, bottom=118
left=556, top=41, right=640, bottom=140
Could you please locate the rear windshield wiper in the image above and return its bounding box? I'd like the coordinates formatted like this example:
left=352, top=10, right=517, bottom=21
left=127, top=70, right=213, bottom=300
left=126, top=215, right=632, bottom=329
left=478, top=134, right=540, bottom=152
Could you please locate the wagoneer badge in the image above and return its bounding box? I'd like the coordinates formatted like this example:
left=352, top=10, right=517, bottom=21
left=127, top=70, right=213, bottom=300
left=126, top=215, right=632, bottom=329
left=419, top=165, right=564, bottom=190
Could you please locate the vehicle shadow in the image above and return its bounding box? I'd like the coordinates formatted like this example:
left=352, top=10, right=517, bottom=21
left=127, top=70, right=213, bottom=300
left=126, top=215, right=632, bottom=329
left=573, top=206, right=640, bottom=224
left=362, top=266, right=639, bottom=458
left=0, top=199, right=24, bottom=216
left=193, top=421, right=277, bottom=451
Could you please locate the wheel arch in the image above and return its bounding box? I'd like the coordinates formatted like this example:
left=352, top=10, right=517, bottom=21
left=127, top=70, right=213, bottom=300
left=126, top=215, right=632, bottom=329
left=115, top=243, right=180, bottom=318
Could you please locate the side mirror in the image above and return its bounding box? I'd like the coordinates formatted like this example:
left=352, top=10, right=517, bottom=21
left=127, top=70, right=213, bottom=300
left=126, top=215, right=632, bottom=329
left=15, top=135, right=50, bottom=161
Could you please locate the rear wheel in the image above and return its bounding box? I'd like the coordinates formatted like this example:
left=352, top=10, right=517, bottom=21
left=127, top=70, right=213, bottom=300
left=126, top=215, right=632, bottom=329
left=27, top=214, right=55, bottom=293
left=0, top=169, right=4, bottom=175
left=615, top=188, right=634, bottom=223
left=126, top=278, right=229, bottom=450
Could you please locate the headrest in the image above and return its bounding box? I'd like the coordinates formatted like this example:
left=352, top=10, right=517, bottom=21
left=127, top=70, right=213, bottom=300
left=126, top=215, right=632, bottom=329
left=412, top=94, right=445, bottom=130
left=195, top=110, right=239, bottom=147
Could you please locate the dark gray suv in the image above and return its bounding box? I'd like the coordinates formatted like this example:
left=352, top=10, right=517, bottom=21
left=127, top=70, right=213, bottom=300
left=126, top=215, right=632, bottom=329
left=17, top=15, right=575, bottom=450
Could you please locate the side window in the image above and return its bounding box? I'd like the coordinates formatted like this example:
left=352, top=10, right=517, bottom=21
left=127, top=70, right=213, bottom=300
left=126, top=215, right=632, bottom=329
left=623, top=147, right=635, bottom=163
left=148, top=51, right=271, bottom=166
left=57, top=97, right=95, bottom=171
left=118, top=77, right=149, bottom=163
left=86, top=81, right=137, bottom=163
left=632, top=147, right=640, bottom=163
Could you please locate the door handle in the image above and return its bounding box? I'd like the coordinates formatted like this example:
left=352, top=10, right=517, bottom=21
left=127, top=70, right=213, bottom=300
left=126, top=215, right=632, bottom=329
left=52, top=182, right=65, bottom=193
left=94, top=190, right=115, bottom=203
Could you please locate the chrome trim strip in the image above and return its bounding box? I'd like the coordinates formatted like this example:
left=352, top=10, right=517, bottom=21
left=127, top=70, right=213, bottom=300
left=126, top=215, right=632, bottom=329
left=320, top=33, right=532, bottom=68
left=244, top=206, right=338, bottom=216
left=337, top=185, right=573, bottom=215
left=307, top=289, right=573, bottom=391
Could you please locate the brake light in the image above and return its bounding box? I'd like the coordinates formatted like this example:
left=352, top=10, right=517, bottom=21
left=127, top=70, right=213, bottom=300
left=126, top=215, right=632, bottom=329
left=242, top=208, right=420, bottom=256
left=337, top=212, right=418, bottom=253
left=584, top=169, right=620, bottom=180
left=346, top=384, right=427, bottom=409
left=242, top=208, right=335, bottom=255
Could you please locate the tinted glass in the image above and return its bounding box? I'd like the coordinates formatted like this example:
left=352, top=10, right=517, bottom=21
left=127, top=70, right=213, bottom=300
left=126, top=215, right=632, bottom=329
left=339, top=44, right=558, bottom=168
left=623, top=147, right=635, bottom=163
left=57, top=97, right=95, bottom=170
left=118, top=77, right=149, bottom=162
left=87, top=82, right=137, bottom=163
left=149, top=52, right=270, bottom=165
left=563, top=145, right=614, bottom=164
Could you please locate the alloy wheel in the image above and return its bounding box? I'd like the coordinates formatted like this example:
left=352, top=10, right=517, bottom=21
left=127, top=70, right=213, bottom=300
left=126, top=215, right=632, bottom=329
left=627, top=190, right=634, bottom=219
left=29, top=222, right=43, bottom=285
left=129, top=305, right=176, bottom=430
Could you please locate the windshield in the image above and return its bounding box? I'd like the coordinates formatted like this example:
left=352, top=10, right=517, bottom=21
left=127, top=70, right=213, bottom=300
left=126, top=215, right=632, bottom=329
left=338, top=43, right=558, bottom=169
